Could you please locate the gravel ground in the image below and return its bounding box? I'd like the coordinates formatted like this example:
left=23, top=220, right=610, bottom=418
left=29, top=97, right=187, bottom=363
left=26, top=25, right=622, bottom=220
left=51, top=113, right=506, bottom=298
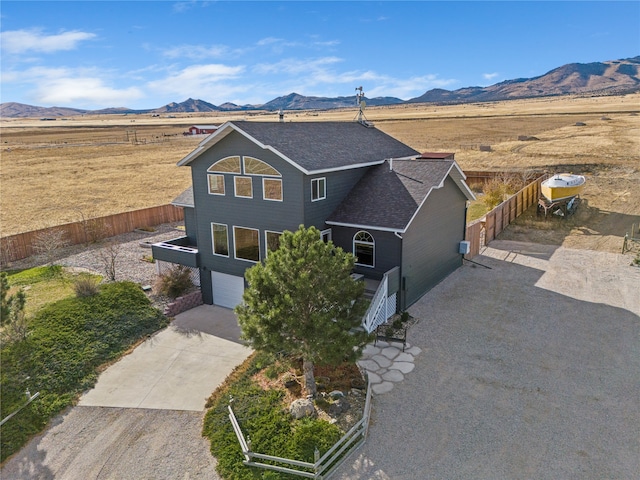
left=7, top=222, right=185, bottom=286
left=334, top=241, right=640, bottom=479
left=2, top=407, right=219, bottom=480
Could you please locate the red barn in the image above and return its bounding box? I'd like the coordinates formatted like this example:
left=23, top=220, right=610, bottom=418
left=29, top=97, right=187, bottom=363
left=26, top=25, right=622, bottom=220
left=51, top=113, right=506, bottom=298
left=187, top=125, right=218, bottom=135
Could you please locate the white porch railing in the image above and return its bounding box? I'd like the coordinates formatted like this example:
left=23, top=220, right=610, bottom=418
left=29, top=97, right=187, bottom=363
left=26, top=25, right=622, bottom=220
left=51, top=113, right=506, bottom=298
left=362, top=275, right=389, bottom=333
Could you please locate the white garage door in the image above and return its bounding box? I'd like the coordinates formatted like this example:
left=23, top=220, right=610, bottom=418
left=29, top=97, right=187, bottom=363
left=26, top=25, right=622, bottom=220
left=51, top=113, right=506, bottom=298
left=211, top=272, right=245, bottom=309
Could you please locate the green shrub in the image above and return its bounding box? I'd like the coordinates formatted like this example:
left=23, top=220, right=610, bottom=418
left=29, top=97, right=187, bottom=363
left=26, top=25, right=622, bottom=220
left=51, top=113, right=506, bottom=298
left=203, top=353, right=346, bottom=480
left=154, top=264, right=193, bottom=299
left=0, top=281, right=167, bottom=462
left=287, top=417, right=342, bottom=463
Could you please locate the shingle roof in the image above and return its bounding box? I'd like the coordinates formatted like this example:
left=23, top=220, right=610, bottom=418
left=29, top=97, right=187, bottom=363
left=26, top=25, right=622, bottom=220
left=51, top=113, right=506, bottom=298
left=182, top=121, right=420, bottom=173
left=327, top=159, right=457, bottom=231
left=171, top=187, right=194, bottom=207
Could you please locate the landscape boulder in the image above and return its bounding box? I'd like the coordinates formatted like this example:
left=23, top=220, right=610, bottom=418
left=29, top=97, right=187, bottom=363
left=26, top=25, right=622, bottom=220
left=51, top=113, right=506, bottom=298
left=290, top=398, right=316, bottom=419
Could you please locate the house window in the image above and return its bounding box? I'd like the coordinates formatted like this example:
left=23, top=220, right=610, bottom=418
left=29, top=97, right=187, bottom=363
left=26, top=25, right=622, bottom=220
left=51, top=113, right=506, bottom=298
left=354, top=231, right=374, bottom=267
left=235, top=177, right=253, bottom=198
left=208, top=174, right=225, bottom=195
left=208, top=156, right=241, bottom=173
left=263, top=178, right=283, bottom=201
left=234, top=226, right=260, bottom=262
left=212, top=223, right=229, bottom=256
left=244, top=157, right=280, bottom=176
left=311, top=177, right=326, bottom=201
left=321, top=229, right=332, bottom=243
left=265, top=230, right=282, bottom=254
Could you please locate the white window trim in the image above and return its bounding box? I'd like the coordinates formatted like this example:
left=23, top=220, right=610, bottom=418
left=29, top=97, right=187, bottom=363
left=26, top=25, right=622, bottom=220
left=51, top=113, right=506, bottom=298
left=211, top=223, right=229, bottom=257
left=207, top=156, right=241, bottom=173
left=243, top=156, right=281, bottom=177
left=320, top=228, right=332, bottom=243
left=233, top=225, right=260, bottom=263
left=354, top=230, right=375, bottom=268
left=262, top=177, right=283, bottom=202
left=311, top=177, right=326, bottom=202
left=234, top=176, right=253, bottom=198
left=264, top=230, right=283, bottom=257
left=208, top=174, right=225, bottom=196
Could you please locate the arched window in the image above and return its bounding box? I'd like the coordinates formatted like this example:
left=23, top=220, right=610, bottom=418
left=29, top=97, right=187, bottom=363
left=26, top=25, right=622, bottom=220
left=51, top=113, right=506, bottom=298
left=207, top=156, right=241, bottom=173
left=354, top=231, right=374, bottom=267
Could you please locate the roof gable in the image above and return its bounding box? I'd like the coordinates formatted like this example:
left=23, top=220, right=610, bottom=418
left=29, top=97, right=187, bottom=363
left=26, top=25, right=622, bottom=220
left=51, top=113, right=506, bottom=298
left=177, top=121, right=419, bottom=174
left=327, top=159, right=475, bottom=232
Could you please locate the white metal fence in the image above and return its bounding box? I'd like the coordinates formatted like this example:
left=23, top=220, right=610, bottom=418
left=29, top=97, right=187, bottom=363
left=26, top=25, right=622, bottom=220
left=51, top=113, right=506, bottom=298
left=228, top=379, right=372, bottom=479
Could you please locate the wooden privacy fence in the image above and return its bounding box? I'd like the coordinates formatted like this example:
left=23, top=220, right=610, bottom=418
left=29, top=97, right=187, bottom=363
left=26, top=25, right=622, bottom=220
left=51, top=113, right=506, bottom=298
left=464, top=175, right=545, bottom=259
left=1, top=204, right=184, bottom=263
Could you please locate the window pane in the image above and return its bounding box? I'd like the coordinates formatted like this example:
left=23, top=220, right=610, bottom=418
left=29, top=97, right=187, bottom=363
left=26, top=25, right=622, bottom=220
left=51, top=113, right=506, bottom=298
left=266, top=231, right=281, bottom=252
left=355, top=244, right=374, bottom=266
left=244, top=157, right=280, bottom=176
left=208, top=174, right=225, bottom=195
left=235, top=227, right=259, bottom=262
left=263, top=178, right=282, bottom=200
left=212, top=224, right=228, bottom=256
left=312, top=178, right=326, bottom=201
left=235, top=177, right=253, bottom=198
left=208, top=156, right=241, bottom=173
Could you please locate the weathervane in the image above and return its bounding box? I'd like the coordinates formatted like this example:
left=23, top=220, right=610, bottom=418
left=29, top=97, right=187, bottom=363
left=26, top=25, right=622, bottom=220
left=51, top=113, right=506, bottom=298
left=354, top=86, right=371, bottom=126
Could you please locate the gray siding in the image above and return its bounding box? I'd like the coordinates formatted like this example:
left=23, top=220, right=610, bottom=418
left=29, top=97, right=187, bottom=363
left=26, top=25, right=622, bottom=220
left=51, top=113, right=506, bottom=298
left=189, top=130, right=305, bottom=286
left=184, top=207, right=197, bottom=245
left=401, top=176, right=467, bottom=308
left=331, top=226, right=401, bottom=280
left=304, top=168, right=368, bottom=229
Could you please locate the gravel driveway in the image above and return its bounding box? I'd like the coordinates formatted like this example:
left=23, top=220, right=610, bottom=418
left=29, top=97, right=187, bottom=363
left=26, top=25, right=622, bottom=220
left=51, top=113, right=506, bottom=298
left=3, top=234, right=638, bottom=479
left=334, top=240, right=639, bottom=479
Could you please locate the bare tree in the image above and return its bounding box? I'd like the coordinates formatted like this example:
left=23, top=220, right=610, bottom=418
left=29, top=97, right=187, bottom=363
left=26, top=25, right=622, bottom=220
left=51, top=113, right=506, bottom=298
left=98, top=240, right=120, bottom=282
left=33, top=228, right=69, bottom=267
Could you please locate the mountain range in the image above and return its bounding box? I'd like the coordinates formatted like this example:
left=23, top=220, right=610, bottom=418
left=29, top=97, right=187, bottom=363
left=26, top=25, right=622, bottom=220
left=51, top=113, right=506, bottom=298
left=2, top=56, right=638, bottom=118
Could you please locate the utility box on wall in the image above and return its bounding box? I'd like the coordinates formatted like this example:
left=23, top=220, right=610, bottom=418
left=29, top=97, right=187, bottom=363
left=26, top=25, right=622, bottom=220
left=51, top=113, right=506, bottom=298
left=459, top=241, right=471, bottom=255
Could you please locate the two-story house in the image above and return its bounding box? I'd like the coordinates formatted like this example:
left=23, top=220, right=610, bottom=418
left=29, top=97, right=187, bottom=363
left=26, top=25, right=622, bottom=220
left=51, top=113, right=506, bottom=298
left=152, top=120, right=475, bottom=330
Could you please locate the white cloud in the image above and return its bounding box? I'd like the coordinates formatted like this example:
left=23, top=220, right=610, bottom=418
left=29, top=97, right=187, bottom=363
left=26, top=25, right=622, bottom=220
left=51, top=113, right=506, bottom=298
left=1, top=29, right=96, bottom=55
left=253, top=57, right=343, bottom=76
left=147, top=64, right=248, bottom=103
left=162, top=44, right=234, bottom=60
left=3, top=66, right=143, bottom=108
left=483, top=72, right=500, bottom=80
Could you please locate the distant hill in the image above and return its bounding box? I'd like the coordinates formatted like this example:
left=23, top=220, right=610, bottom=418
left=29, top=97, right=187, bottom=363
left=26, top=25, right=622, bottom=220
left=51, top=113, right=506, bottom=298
left=151, top=98, right=219, bottom=113
left=261, top=92, right=404, bottom=111
left=0, top=102, right=88, bottom=118
left=407, top=56, right=640, bottom=103
left=2, top=56, right=638, bottom=118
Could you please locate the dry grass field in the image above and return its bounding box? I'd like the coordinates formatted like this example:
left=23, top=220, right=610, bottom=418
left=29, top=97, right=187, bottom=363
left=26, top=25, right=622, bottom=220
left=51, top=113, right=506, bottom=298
left=1, top=93, right=639, bottom=253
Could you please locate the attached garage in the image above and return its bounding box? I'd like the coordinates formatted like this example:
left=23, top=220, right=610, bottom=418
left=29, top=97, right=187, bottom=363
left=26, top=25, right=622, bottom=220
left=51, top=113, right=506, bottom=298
left=211, top=272, right=245, bottom=309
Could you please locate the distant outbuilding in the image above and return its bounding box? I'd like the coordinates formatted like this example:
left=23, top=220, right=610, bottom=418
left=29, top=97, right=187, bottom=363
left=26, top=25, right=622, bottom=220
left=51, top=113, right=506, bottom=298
left=186, top=125, right=219, bottom=135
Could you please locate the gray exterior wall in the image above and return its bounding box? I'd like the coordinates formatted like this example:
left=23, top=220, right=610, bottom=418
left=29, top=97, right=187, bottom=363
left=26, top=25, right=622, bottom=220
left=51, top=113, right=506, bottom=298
left=183, top=207, right=197, bottom=245
left=304, top=168, right=368, bottom=229
left=330, top=226, right=402, bottom=280
left=401, top=175, right=467, bottom=308
left=187, top=130, right=308, bottom=302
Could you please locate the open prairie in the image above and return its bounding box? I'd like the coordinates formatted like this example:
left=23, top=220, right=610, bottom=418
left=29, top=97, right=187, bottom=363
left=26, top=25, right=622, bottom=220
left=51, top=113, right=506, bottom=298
left=1, top=93, right=639, bottom=253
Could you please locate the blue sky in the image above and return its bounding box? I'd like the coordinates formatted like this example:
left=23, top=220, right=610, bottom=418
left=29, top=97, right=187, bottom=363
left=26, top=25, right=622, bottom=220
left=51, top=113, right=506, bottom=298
left=1, top=1, right=638, bottom=110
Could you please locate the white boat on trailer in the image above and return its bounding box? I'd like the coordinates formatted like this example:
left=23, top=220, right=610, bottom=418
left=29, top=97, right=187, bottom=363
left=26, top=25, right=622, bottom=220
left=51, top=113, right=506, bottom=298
left=540, top=173, right=585, bottom=202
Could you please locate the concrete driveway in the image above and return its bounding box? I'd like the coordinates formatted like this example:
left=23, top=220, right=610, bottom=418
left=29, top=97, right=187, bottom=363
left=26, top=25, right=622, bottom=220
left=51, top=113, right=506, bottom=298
left=79, top=304, right=252, bottom=411
left=335, top=241, right=640, bottom=479
left=2, top=305, right=252, bottom=480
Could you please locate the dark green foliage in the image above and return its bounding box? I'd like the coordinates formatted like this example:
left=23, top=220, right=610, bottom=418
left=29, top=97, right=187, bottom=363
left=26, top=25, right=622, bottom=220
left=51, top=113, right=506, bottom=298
left=202, top=353, right=344, bottom=480
left=0, top=281, right=167, bottom=462
left=236, top=225, right=370, bottom=396
left=154, top=264, right=193, bottom=299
